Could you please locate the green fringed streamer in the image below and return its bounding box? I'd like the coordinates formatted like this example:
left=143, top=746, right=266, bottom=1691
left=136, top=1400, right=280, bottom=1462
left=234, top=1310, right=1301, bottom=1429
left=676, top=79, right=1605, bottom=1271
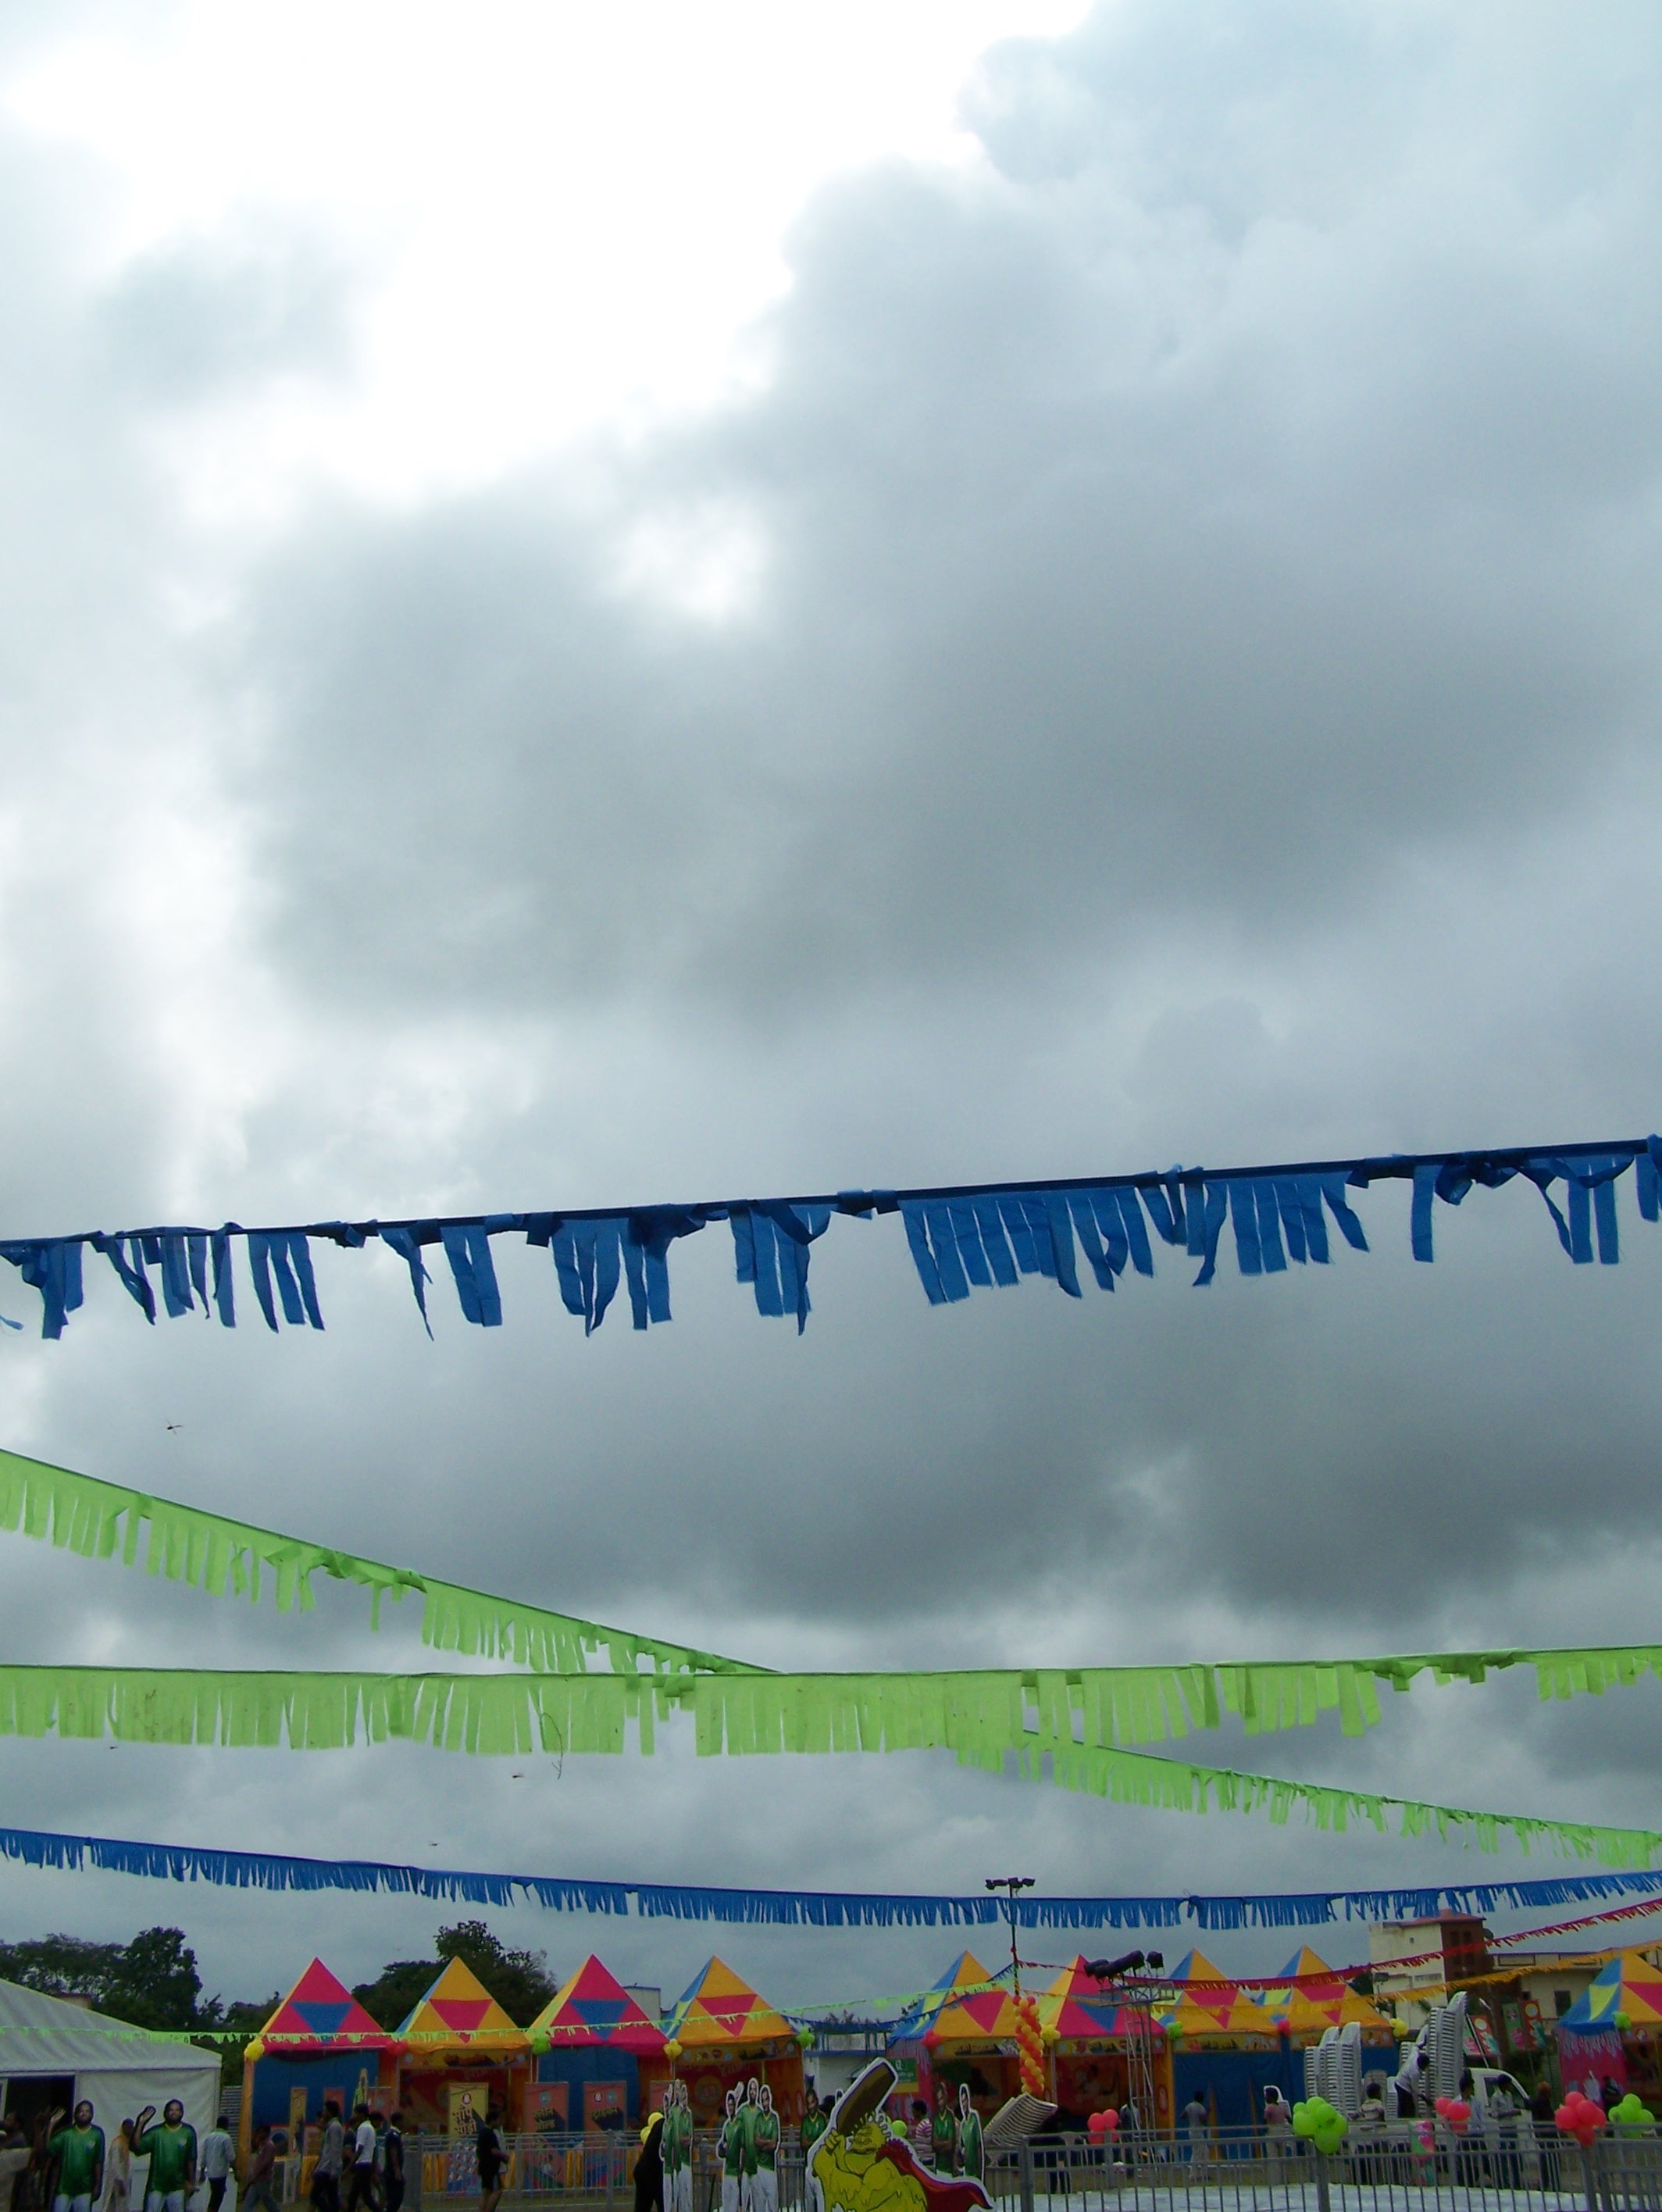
left=0, top=1447, right=754, bottom=1679
left=2, top=1664, right=1655, bottom=1873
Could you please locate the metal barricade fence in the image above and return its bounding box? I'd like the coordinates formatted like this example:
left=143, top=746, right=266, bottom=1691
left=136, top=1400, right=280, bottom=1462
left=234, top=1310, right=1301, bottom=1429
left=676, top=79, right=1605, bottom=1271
left=403, top=2132, right=810, bottom=2212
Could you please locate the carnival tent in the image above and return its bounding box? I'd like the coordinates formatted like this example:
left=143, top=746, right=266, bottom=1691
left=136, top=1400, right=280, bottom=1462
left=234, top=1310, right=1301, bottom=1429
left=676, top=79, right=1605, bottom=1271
left=1557, top=1953, right=1662, bottom=2032
left=530, top=1958, right=666, bottom=2053
left=1039, top=1960, right=1126, bottom=2042
left=1260, top=1948, right=1393, bottom=2039
left=665, top=1958, right=794, bottom=2051
left=260, top=1958, right=391, bottom=2051
left=399, top=1958, right=529, bottom=2052
left=0, top=1978, right=219, bottom=2135
left=908, top=1954, right=1022, bottom=2046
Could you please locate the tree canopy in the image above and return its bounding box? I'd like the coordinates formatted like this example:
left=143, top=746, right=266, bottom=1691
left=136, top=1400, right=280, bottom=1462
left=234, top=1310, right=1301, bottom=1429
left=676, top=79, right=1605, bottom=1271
left=353, top=1921, right=556, bottom=2028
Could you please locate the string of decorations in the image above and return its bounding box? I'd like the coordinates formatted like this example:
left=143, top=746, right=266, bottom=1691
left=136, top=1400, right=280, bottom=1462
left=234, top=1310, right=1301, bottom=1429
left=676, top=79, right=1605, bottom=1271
left=1, top=1132, right=1655, bottom=1339
left=3, top=1819, right=1660, bottom=1931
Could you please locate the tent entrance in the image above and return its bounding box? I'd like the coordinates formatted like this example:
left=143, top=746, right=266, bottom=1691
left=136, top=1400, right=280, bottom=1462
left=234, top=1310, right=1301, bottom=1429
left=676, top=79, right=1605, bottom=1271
left=0, top=2075, right=76, bottom=2135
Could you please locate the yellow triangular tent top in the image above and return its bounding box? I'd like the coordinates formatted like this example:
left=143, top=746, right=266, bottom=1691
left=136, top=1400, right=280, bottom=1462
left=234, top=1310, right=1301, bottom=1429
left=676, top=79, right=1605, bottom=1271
left=666, top=1956, right=794, bottom=2048
left=399, top=1956, right=528, bottom=2050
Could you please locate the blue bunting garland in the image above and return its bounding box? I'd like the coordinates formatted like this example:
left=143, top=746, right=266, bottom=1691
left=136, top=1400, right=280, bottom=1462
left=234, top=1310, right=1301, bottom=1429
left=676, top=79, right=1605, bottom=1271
left=1, top=1819, right=1659, bottom=1934
left=2, top=1133, right=1658, bottom=1340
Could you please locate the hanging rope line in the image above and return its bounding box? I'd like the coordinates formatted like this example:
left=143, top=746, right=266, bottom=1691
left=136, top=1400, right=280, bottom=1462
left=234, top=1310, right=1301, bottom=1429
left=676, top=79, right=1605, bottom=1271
left=3, top=1821, right=1660, bottom=1930
left=1, top=1133, right=1655, bottom=1338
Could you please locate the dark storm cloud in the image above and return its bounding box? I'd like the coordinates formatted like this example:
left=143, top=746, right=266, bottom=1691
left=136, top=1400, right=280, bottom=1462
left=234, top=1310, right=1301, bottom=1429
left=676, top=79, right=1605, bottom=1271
left=1, top=0, right=1661, bottom=2002
left=233, top=0, right=1662, bottom=1016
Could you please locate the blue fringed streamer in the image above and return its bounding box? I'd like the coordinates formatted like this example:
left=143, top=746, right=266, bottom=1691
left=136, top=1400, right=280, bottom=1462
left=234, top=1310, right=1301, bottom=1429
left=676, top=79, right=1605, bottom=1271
left=0, top=1241, right=85, bottom=1339
left=532, top=1208, right=708, bottom=1333
left=1, top=1821, right=1658, bottom=1936
left=732, top=1203, right=832, bottom=1332
left=546, top=1218, right=624, bottom=1334
left=248, top=1231, right=324, bottom=1333
left=376, top=1224, right=434, bottom=1336
left=91, top=1233, right=156, bottom=1323
left=440, top=1222, right=503, bottom=1327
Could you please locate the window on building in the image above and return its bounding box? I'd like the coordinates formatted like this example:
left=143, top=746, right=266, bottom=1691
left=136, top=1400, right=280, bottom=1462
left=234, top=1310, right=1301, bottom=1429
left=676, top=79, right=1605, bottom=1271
left=1554, top=1990, right=1573, bottom=2017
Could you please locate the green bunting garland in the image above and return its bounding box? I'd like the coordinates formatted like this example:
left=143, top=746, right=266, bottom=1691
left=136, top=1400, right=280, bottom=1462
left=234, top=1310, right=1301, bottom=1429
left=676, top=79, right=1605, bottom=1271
left=0, top=1663, right=1656, bottom=1870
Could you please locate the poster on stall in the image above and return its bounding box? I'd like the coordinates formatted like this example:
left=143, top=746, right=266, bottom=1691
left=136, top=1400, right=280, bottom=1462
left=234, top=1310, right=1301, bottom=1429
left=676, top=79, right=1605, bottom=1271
left=584, top=2082, right=627, bottom=2132
left=526, top=2085, right=570, bottom=2135
left=449, top=2085, right=484, bottom=2139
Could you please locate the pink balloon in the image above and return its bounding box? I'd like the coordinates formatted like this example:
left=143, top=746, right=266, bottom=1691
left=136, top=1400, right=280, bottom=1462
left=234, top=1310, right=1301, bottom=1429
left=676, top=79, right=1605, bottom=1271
left=1104, top=2112, right=1120, bottom=2132
left=1087, top=2114, right=1107, bottom=2136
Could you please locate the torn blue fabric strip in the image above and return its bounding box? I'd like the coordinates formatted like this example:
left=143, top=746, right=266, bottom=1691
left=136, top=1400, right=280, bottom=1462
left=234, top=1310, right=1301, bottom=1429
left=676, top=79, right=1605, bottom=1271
left=245, top=1234, right=280, bottom=1331
left=440, top=1222, right=502, bottom=1326
left=1140, top=1176, right=1185, bottom=1248
left=1253, top=1180, right=1287, bottom=1273
left=187, top=1234, right=209, bottom=1315
left=1191, top=1183, right=1230, bottom=1286
left=92, top=1234, right=155, bottom=1324
left=1043, top=1193, right=1082, bottom=1298
left=376, top=1224, right=433, bottom=1336
left=1229, top=1180, right=1264, bottom=1278
left=970, top=1195, right=1018, bottom=1285
left=900, top=1201, right=948, bottom=1305
left=1411, top=1164, right=1438, bottom=1263
left=1274, top=1179, right=1307, bottom=1265
left=156, top=1233, right=194, bottom=1318
left=1067, top=1192, right=1115, bottom=1292
left=211, top=1228, right=237, bottom=1328
left=1319, top=1176, right=1369, bottom=1252
left=0, top=1240, right=86, bottom=1340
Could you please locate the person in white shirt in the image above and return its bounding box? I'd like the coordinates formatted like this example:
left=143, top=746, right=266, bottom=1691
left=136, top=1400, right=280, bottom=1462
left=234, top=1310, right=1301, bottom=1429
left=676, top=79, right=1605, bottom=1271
left=199, top=2120, right=234, bottom=2212
left=344, top=2108, right=376, bottom=2212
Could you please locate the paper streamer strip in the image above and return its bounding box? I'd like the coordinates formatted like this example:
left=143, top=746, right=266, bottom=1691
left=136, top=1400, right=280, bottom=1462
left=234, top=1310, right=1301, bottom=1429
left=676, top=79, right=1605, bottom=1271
left=5, top=1451, right=1662, bottom=1746
left=5, top=1821, right=1662, bottom=1932
left=0, top=1664, right=1657, bottom=1869
left=2, top=1134, right=1657, bottom=1337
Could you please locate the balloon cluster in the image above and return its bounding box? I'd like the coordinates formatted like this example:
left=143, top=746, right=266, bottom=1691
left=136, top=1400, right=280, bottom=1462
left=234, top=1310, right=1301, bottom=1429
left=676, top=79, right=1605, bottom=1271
left=1013, top=1995, right=1047, bottom=2098
left=1555, top=2092, right=1606, bottom=2146
left=1086, top=2110, right=1121, bottom=2139
left=1610, top=2094, right=1655, bottom=2133
left=1292, top=2098, right=1348, bottom=2156
left=1434, top=2098, right=1471, bottom=2135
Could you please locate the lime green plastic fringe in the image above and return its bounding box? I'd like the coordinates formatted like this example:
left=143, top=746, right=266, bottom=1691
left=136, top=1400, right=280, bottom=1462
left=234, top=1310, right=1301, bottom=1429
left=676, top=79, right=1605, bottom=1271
left=0, top=1663, right=1654, bottom=1871
left=5, top=1447, right=1662, bottom=1743
left=0, top=1447, right=754, bottom=1679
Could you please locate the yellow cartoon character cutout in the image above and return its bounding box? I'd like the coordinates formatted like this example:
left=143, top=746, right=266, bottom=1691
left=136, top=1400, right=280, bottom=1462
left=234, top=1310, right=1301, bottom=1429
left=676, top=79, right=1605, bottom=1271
left=811, top=2064, right=991, bottom=2212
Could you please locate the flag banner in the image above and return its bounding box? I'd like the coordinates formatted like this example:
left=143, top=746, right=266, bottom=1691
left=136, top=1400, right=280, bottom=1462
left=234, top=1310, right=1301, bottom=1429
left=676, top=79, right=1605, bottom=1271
left=2, top=1134, right=1657, bottom=1338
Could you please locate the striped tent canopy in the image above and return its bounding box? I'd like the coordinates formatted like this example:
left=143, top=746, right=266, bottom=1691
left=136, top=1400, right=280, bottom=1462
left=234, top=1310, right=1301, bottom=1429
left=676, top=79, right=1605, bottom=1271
left=1260, top=1948, right=1391, bottom=2038
left=891, top=1952, right=1004, bottom=2042
left=398, top=1957, right=529, bottom=2052
left=1040, top=1959, right=1133, bottom=2041
left=1559, top=1953, right=1662, bottom=2032
left=529, top=1957, right=666, bottom=2053
left=665, top=1957, right=794, bottom=2050
left=1163, top=1950, right=1239, bottom=2026
left=915, top=1953, right=1022, bottom=2047
left=261, top=1958, right=392, bottom=2051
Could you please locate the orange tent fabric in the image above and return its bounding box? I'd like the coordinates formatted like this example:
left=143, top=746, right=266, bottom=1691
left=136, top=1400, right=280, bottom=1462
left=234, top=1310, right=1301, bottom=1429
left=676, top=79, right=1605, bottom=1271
left=665, top=1957, right=795, bottom=2050
left=398, top=1957, right=529, bottom=2052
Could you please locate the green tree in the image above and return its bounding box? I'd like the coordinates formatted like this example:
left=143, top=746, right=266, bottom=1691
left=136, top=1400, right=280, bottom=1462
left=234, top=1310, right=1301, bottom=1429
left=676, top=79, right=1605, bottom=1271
left=0, top=1928, right=202, bottom=2028
left=353, top=1922, right=555, bottom=2029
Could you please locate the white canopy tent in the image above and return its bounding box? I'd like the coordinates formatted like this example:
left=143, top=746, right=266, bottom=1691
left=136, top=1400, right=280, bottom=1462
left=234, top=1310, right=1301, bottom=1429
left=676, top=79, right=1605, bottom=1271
left=0, top=1980, right=221, bottom=2139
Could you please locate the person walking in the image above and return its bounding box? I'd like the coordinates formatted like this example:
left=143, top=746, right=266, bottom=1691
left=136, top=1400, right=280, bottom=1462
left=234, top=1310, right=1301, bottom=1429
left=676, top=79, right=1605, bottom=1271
left=344, top=2109, right=376, bottom=2212
left=240, top=2131, right=280, bottom=2212
left=137, top=2103, right=197, bottom=2212
left=0, top=2122, right=30, bottom=2212
left=1488, top=2079, right=1521, bottom=2189
left=311, top=2106, right=344, bottom=2212
left=1530, top=2085, right=1560, bottom=2193
left=906, top=2107, right=931, bottom=2165
left=380, top=2118, right=405, bottom=2212
left=1261, top=2087, right=1291, bottom=2174
left=633, top=2112, right=664, bottom=2212
left=48, top=2104, right=105, bottom=2212
left=1182, top=2094, right=1208, bottom=2166
left=474, top=2103, right=505, bottom=2212
left=198, top=2119, right=234, bottom=2212
left=101, top=2126, right=134, bottom=2212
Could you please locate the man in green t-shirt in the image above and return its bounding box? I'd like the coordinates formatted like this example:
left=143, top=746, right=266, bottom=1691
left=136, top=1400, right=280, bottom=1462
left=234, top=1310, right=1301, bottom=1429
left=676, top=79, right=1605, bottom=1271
left=137, top=2101, right=197, bottom=2212
left=930, top=2089, right=958, bottom=2175
left=956, top=2086, right=983, bottom=2183
left=737, top=2082, right=761, bottom=2212
left=751, top=2089, right=779, bottom=2212
left=720, top=2092, right=744, bottom=2212
left=799, top=2094, right=826, bottom=2153
left=48, top=2102, right=105, bottom=2212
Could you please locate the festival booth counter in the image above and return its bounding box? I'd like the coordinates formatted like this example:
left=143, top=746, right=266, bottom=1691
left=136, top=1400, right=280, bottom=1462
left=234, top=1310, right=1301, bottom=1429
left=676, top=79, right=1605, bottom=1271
left=890, top=1953, right=1025, bottom=2123
left=241, top=1959, right=395, bottom=2167
left=663, top=1959, right=804, bottom=2131
left=525, top=1956, right=667, bottom=2133
left=1556, top=1953, right=1662, bottom=2104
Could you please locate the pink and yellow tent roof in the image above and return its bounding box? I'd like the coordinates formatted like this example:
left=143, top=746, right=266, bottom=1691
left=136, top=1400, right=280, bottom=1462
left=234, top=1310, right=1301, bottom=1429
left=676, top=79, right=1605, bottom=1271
left=398, top=1957, right=529, bottom=2053
left=529, top=1957, right=667, bottom=2054
left=665, top=1957, right=795, bottom=2051
left=1040, top=1959, right=1133, bottom=2042
left=913, top=1953, right=1023, bottom=2047
left=1260, top=1949, right=1392, bottom=2038
left=1559, top=1953, right=1662, bottom=2032
left=260, top=1958, right=393, bottom=2052
left=892, top=1952, right=1005, bottom=2042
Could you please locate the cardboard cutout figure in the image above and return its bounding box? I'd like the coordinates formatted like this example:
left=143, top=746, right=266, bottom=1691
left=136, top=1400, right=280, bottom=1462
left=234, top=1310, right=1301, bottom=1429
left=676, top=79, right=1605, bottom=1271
left=809, top=2064, right=990, bottom=2212
left=720, top=2093, right=744, bottom=2212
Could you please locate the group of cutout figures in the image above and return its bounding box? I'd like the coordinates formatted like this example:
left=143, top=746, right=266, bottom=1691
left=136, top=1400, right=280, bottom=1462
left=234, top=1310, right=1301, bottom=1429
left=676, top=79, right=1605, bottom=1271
left=640, top=2066, right=990, bottom=2212
left=2, top=2100, right=203, bottom=2212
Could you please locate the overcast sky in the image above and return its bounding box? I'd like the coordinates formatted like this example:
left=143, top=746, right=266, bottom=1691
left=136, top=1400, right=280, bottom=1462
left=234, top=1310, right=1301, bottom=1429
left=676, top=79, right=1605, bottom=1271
left=0, top=0, right=1660, bottom=2014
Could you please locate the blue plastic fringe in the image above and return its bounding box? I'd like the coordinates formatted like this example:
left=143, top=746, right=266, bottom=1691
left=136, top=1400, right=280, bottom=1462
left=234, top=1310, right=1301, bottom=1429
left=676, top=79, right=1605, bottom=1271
left=3, top=1821, right=1660, bottom=1935
left=3, top=1136, right=1659, bottom=1341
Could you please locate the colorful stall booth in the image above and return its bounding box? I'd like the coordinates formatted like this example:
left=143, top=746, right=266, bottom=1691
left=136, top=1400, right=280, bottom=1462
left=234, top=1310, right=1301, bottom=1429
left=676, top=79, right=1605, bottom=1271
left=1039, top=1957, right=1174, bottom=2128
left=1154, top=1950, right=1295, bottom=2132
left=1259, top=1948, right=1396, bottom=2047
left=394, top=1958, right=533, bottom=2141
left=242, top=1960, right=395, bottom=2165
left=526, top=1956, right=668, bottom=2132
left=890, top=1953, right=1024, bottom=2121
left=664, top=1958, right=804, bottom=2130
left=1556, top=1952, right=1662, bottom=2103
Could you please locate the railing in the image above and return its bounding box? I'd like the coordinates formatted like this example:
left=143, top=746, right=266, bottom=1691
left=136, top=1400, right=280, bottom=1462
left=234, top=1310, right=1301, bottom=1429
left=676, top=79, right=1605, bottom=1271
left=373, top=2125, right=1662, bottom=2212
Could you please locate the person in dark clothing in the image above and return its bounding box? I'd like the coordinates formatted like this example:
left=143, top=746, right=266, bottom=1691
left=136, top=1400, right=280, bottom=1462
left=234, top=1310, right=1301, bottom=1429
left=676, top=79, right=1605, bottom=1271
left=1531, top=2085, right=1560, bottom=2192
left=382, top=2117, right=406, bottom=2212
left=476, top=2105, right=505, bottom=2212
left=633, top=2113, right=664, bottom=2212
